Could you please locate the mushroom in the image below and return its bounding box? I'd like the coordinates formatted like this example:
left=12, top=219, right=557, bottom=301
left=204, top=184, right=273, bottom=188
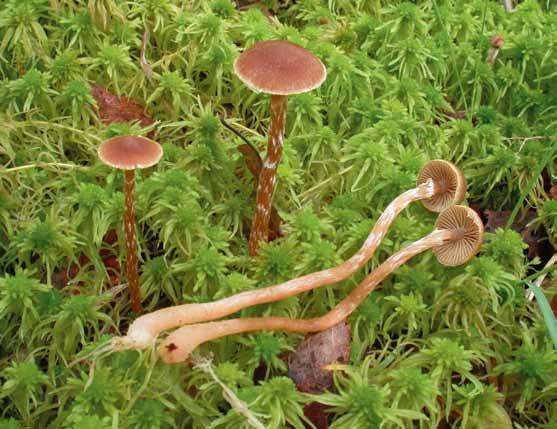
left=233, top=40, right=327, bottom=256
left=417, top=159, right=466, bottom=212
left=159, top=205, right=484, bottom=363
left=98, top=135, right=162, bottom=314
left=487, top=35, right=504, bottom=65
left=114, top=160, right=466, bottom=350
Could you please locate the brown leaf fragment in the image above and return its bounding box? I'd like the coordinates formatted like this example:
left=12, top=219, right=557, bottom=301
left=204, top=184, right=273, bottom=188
left=287, top=322, right=351, bottom=394
left=520, top=224, right=540, bottom=260
left=90, top=84, right=154, bottom=127
left=303, top=402, right=329, bottom=429
left=549, top=184, right=557, bottom=200
left=484, top=209, right=546, bottom=261
left=484, top=210, right=511, bottom=233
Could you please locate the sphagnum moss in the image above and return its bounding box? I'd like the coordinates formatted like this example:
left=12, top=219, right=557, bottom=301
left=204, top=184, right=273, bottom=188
left=2, top=1, right=557, bottom=428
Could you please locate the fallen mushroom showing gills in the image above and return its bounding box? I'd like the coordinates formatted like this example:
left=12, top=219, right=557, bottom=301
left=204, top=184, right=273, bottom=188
left=115, top=160, right=465, bottom=349
left=98, top=136, right=163, bottom=314
left=234, top=40, right=327, bottom=256
left=160, top=205, right=484, bottom=363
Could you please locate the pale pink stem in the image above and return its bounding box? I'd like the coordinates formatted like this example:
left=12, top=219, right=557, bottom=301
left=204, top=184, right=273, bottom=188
left=160, top=229, right=457, bottom=363
left=126, top=180, right=438, bottom=347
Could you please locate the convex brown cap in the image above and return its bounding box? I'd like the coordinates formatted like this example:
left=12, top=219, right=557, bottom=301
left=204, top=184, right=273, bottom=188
left=233, top=40, right=327, bottom=95
left=434, top=205, right=484, bottom=267
left=417, top=160, right=466, bottom=212
left=98, top=136, right=163, bottom=170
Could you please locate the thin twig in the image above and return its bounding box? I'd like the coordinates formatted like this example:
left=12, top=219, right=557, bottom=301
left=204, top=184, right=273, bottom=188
left=299, top=165, right=354, bottom=200
left=219, top=116, right=260, bottom=156
left=3, top=162, right=83, bottom=173
left=502, top=136, right=555, bottom=141
left=501, top=0, right=514, bottom=12
left=140, top=29, right=154, bottom=84
left=192, top=356, right=266, bottom=429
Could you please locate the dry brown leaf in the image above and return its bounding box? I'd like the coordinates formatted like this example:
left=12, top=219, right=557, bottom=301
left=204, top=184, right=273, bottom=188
left=90, top=84, right=154, bottom=127
left=287, top=322, right=351, bottom=394
left=302, top=402, right=329, bottom=429
left=484, top=210, right=511, bottom=233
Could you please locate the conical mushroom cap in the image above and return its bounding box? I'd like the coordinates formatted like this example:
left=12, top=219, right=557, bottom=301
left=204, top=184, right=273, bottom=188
left=417, top=160, right=466, bottom=212
left=233, top=40, right=326, bottom=96
left=98, top=136, right=163, bottom=170
left=434, top=205, right=483, bottom=266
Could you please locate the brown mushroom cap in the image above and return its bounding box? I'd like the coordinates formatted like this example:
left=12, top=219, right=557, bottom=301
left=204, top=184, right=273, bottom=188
left=233, top=40, right=327, bottom=96
left=434, top=205, right=484, bottom=267
left=98, top=136, right=163, bottom=170
left=417, top=160, right=466, bottom=212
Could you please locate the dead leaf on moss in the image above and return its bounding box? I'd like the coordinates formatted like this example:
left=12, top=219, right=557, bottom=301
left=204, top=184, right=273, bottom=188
left=90, top=84, right=154, bottom=127
left=288, top=322, right=351, bottom=394
left=549, top=184, right=557, bottom=200
left=484, top=209, right=544, bottom=260
left=484, top=210, right=511, bottom=232
left=303, top=402, right=329, bottom=429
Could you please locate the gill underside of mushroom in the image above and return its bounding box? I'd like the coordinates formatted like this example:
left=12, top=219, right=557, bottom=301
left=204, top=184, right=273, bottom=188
left=248, top=94, right=288, bottom=256
left=126, top=180, right=437, bottom=342
left=160, top=228, right=458, bottom=363
left=124, top=169, right=142, bottom=314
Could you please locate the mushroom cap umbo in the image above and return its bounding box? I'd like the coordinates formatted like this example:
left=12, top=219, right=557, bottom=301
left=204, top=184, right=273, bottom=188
left=233, top=40, right=327, bottom=96
left=434, top=205, right=484, bottom=267
left=417, top=160, right=466, bottom=212
left=98, top=136, right=163, bottom=170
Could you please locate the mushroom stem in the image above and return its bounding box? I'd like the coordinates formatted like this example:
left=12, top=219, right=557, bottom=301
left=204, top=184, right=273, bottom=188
left=124, top=169, right=143, bottom=314
left=123, top=180, right=438, bottom=349
left=160, top=228, right=459, bottom=363
left=248, top=94, right=288, bottom=256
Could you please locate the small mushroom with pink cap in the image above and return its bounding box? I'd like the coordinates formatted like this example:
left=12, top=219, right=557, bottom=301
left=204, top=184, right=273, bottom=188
left=98, top=135, right=163, bottom=314
left=234, top=40, right=327, bottom=256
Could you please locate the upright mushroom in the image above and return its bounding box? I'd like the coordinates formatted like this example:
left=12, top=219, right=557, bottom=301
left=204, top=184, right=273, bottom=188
left=234, top=40, right=327, bottom=256
left=114, top=160, right=466, bottom=350
left=98, top=135, right=162, bottom=314
left=160, top=205, right=484, bottom=363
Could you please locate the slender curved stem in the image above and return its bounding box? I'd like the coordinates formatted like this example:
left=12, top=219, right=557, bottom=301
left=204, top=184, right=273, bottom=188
left=124, top=170, right=143, bottom=314
left=160, top=229, right=457, bottom=363
left=125, top=180, right=437, bottom=348
left=248, top=94, right=288, bottom=256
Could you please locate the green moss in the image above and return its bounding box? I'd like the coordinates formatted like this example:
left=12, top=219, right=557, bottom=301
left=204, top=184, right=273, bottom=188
left=1, top=1, right=557, bottom=427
